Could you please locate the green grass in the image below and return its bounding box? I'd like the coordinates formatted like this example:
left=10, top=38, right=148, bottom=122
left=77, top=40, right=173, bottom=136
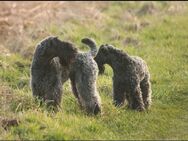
left=0, top=2, right=188, bottom=140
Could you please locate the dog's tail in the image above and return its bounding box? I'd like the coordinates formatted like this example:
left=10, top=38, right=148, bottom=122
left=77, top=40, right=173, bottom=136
left=81, top=38, right=98, bottom=57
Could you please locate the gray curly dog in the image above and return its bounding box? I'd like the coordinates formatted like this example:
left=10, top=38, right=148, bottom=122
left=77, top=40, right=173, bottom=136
left=94, top=44, right=152, bottom=111
left=30, top=36, right=78, bottom=109
left=69, top=38, right=101, bottom=115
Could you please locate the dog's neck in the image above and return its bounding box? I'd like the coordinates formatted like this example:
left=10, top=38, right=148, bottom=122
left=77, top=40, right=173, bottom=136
left=103, top=49, right=131, bottom=72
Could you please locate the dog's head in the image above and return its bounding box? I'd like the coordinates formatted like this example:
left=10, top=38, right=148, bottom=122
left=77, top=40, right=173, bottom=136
left=53, top=37, right=78, bottom=66
left=80, top=94, right=102, bottom=116
left=94, top=44, right=110, bottom=74
left=38, top=36, right=78, bottom=66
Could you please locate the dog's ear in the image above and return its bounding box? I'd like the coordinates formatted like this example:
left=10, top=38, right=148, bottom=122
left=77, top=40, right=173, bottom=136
left=100, top=44, right=107, bottom=49
left=50, top=36, right=58, bottom=41
left=100, top=44, right=108, bottom=52
left=107, top=44, right=114, bottom=48
left=50, top=36, right=59, bottom=46
left=52, top=36, right=58, bottom=41
left=99, top=44, right=104, bottom=48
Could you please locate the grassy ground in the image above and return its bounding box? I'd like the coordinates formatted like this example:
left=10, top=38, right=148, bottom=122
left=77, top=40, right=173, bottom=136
left=0, top=1, right=188, bottom=140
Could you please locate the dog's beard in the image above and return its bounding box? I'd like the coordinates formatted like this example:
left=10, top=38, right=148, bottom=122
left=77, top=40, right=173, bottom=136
left=98, top=64, right=105, bottom=74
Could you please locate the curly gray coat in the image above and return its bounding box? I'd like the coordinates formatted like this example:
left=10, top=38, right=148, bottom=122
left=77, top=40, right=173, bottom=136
left=94, top=44, right=152, bottom=111
left=69, top=38, right=101, bottom=115
left=30, top=36, right=78, bottom=109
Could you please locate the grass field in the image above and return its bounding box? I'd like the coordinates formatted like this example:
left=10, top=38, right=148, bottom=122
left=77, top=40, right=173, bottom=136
left=0, top=1, right=188, bottom=140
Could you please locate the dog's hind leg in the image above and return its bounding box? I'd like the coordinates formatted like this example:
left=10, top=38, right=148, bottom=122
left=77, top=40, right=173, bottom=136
left=129, top=78, right=145, bottom=111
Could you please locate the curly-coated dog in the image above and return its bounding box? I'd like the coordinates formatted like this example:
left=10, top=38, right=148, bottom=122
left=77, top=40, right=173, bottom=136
left=68, top=38, right=101, bottom=115
left=30, top=36, right=78, bottom=109
left=94, top=44, right=152, bottom=111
